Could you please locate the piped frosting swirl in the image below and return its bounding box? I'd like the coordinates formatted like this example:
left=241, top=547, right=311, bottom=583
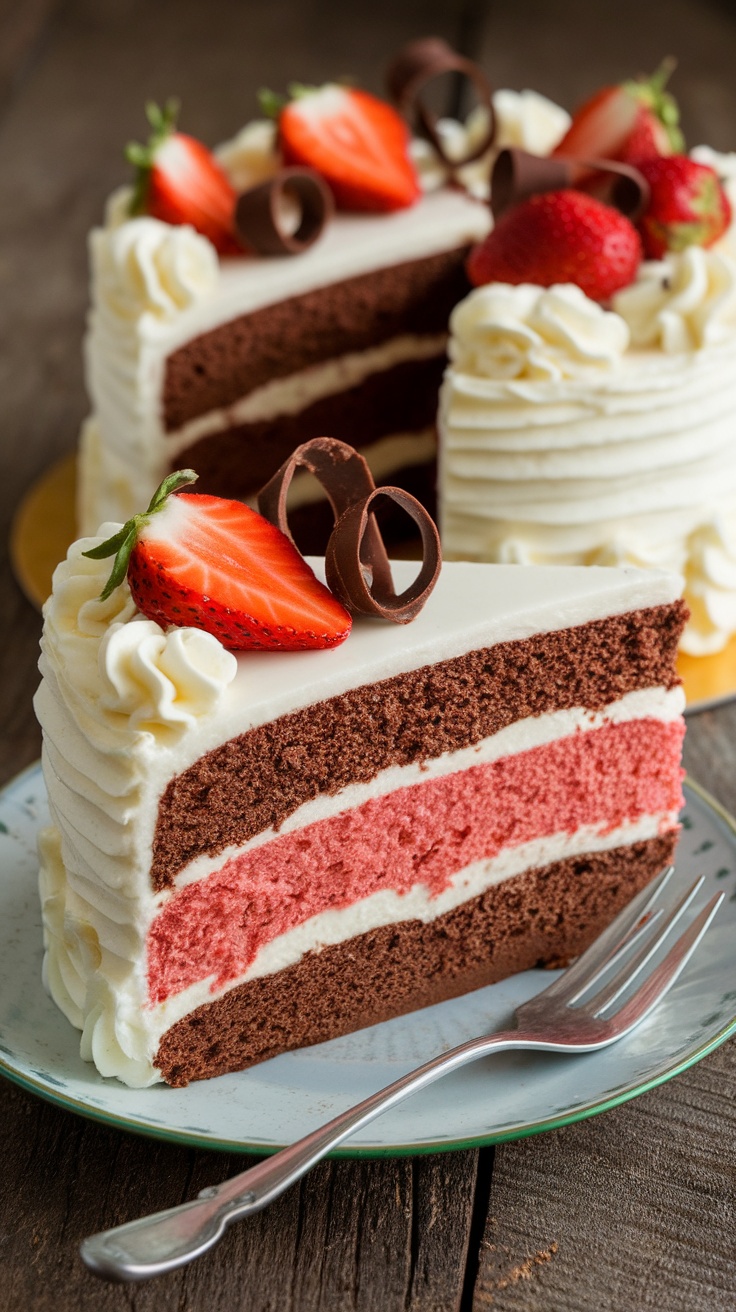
left=613, top=247, right=736, bottom=352
left=448, top=282, right=630, bottom=381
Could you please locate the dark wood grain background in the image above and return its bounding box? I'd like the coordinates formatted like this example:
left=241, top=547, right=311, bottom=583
left=1, top=1, right=735, bottom=1307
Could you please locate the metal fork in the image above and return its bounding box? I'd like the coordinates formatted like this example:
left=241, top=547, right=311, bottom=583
left=81, top=868, right=723, bottom=1283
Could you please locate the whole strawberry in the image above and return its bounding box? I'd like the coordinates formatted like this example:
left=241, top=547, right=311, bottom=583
left=84, top=470, right=352, bottom=651
left=126, top=102, right=240, bottom=254
left=467, top=191, right=642, bottom=302
left=636, top=155, right=732, bottom=258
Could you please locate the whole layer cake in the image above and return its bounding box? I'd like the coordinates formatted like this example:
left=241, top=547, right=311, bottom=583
left=76, top=56, right=571, bottom=550
left=35, top=530, right=686, bottom=1086
left=437, top=75, right=736, bottom=657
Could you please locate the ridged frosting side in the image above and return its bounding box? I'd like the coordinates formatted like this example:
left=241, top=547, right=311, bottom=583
left=440, top=250, right=736, bottom=655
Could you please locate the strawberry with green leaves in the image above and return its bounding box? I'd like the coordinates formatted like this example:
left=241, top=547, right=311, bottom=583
left=85, top=471, right=352, bottom=651
left=467, top=190, right=642, bottom=303
left=553, top=61, right=684, bottom=166
left=261, top=83, right=420, bottom=212
left=635, top=155, right=732, bottom=258
left=126, top=102, right=241, bottom=254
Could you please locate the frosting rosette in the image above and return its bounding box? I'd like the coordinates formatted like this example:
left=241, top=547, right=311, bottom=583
left=613, top=247, right=736, bottom=352
left=90, top=216, right=219, bottom=324
left=48, top=527, right=138, bottom=638
left=43, top=526, right=236, bottom=738
left=99, top=619, right=237, bottom=730
left=448, top=282, right=629, bottom=381
left=682, top=517, right=736, bottom=655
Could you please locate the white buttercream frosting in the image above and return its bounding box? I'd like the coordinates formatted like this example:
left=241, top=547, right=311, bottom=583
left=99, top=620, right=237, bottom=730
left=90, top=216, right=219, bottom=324
left=449, top=283, right=629, bottom=381
left=441, top=250, right=736, bottom=654
left=613, top=248, right=736, bottom=352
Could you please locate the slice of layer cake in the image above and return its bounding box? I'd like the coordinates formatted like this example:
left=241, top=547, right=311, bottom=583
left=79, top=177, right=489, bottom=552
left=75, top=40, right=572, bottom=550
left=35, top=508, right=686, bottom=1087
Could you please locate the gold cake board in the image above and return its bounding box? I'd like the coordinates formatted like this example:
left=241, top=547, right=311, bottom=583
left=11, top=455, right=736, bottom=712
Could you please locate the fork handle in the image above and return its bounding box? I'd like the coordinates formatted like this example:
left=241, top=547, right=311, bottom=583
left=81, top=1029, right=528, bottom=1282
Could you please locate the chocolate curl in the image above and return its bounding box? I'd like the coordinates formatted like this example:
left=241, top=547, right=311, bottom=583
left=491, top=149, right=574, bottom=218
left=576, top=158, right=651, bottom=223
left=326, top=488, right=441, bottom=623
left=386, top=36, right=495, bottom=167
left=235, top=167, right=333, bottom=255
left=491, top=148, right=649, bottom=223
left=257, top=437, right=394, bottom=599
left=257, top=437, right=441, bottom=622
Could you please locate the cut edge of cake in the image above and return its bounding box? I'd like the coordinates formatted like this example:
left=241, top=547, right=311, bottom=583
left=36, top=551, right=687, bottom=1087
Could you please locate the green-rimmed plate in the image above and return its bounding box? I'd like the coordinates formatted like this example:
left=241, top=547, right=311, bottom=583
left=0, top=762, right=734, bottom=1157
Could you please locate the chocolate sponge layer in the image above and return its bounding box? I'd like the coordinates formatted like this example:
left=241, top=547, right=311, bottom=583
left=151, top=602, right=687, bottom=890
left=163, top=246, right=472, bottom=430
left=154, top=833, right=675, bottom=1086
left=175, top=352, right=444, bottom=503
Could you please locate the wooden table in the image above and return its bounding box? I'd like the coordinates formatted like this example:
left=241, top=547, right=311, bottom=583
left=1, top=1, right=735, bottom=1307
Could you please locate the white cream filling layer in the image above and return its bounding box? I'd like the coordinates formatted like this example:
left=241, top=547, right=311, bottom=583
left=40, top=804, right=677, bottom=1088
left=164, top=333, right=447, bottom=458
left=81, top=188, right=490, bottom=535
left=174, top=686, right=685, bottom=890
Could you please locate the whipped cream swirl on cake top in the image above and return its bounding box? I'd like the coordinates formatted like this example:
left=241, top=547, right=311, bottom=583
left=90, top=216, right=220, bottom=324
left=613, top=248, right=736, bottom=352
left=449, top=283, right=629, bottom=381
left=43, top=530, right=236, bottom=738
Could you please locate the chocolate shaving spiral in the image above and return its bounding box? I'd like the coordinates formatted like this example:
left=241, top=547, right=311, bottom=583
left=491, top=148, right=649, bottom=222
left=257, top=437, right=441, bottom=622
left=235, top=167, right=334, bottom=256
left=386, top=36, right=495, bottom=168
left=325, top=488, right=441, bottom=623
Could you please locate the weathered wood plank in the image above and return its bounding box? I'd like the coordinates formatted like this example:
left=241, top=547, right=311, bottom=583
left=0, top=0, right=62, bottom=110
left=473, top=1039, right=736, bottom=1311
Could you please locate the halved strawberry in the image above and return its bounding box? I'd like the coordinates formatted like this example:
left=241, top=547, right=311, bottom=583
left=126, top=102, right=241, bottom=255
left=265, top=83, right=420, bottom=212
left=553, top=62, right=684, bottom=165
left=84, top=471, right=352, bottom=651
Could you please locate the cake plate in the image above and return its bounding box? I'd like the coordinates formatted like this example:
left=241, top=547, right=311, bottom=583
left=11, top=455, right=736, bottom=710
left=1, top=761, right=734, bottom=1158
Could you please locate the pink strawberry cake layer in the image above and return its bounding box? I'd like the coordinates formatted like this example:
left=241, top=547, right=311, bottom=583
left=148, top=718, right=684, bottom=1006
left=36, top=554, right=687, bottom=1086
